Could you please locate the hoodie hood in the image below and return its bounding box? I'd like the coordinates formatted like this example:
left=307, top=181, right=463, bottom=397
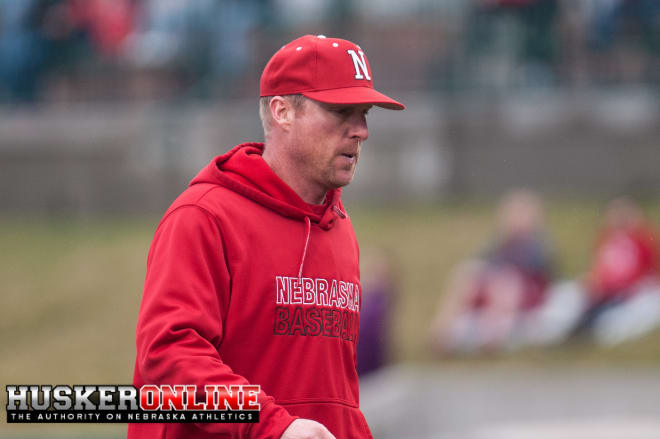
left=190, top=143, right=347, bottom=230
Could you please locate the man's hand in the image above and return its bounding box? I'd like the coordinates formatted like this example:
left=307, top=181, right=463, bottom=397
left=280, top=419, right=336, bottom=439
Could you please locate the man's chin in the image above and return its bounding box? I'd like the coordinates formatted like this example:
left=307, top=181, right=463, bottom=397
left=332, top=171, right=356, bottom=188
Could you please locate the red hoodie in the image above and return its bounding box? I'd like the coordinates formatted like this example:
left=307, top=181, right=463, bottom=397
left=588, top=224, right=658, bottom=300
left=128, top=143, right=371, bottom=439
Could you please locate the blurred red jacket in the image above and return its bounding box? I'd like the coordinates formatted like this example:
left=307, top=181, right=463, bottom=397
left=588, top=223, right=658, bottom=300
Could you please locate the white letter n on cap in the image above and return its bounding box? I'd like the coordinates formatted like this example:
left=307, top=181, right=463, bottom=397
left=347, top=49, right=371, bottom=81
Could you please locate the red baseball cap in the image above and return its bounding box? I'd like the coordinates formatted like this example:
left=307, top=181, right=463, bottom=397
left=260, top=35, right=405, bottom=110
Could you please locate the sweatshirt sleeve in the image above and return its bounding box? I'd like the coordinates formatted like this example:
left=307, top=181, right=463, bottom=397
left=135, top=205, right=297, bottom=438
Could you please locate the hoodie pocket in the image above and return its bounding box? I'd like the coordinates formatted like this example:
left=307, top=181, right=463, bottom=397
left=279, top=400, right=373, bottom=439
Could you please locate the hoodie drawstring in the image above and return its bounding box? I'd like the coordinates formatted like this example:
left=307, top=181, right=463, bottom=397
left=332, top=204, right=346, bottom=219
left=298, top=216, right=312, bottom=284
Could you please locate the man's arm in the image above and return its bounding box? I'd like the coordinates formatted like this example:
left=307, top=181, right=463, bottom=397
left=136, top=205, right=296, bottom=438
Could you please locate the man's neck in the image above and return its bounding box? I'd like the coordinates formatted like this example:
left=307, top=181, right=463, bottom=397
left=262, top=144, right=327, bottom=205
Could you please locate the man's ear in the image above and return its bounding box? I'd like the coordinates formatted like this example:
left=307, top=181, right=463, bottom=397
left=270, top=96, right=295, bottom=131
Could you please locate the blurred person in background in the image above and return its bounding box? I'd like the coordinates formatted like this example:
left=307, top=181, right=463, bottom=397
left=0, top=0, right=136, bottom=104
left=576, top=198, right=660, bottom=345
left=0, top=0, right=91, bottom=103
left=466, top=0, right=560, bottom=89
left=0, top=0, right=44, bottom=102
left=124, top=0, right=268, bottom=99
left=357, top=251, right=399, bottom=376
left=67, top=0, right=135, bottom=59
left=430, top=189, right=555, bottom=355
left=531, top=197, right=660, bottom=347
left=588, top=0, right=660, bottom=84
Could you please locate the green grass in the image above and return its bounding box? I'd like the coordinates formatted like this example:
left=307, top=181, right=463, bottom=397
left=1, top=217, right=153, bottom=382
left=1, top=217, right=154, bottom=436
left=2, top=201, right=660, bottom=435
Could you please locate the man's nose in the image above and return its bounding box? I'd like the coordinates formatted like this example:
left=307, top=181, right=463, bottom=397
left=349, top=113, right=369, bottom=142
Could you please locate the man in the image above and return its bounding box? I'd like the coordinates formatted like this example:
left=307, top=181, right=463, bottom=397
left=128, top=34, right=404, bottom=439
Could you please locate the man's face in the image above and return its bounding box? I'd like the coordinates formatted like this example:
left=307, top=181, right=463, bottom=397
left=288, top=98, right=371, bottom=194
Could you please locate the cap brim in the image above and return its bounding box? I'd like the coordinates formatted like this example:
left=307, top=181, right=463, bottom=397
left=303, top=87, right=405, bottom=110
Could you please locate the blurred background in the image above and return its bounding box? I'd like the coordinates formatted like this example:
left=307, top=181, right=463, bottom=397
left=2, top=0, right=660, bottom=438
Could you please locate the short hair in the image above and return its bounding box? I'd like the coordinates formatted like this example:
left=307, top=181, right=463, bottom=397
left=259, top=94, right=307, bottom=139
